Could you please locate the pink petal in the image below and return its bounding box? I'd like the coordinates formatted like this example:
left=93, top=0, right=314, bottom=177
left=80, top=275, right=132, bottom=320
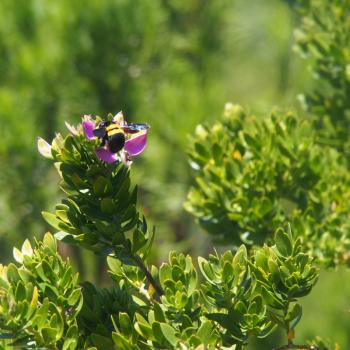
left=82, top=120, right=95, bottom=140
left=65, top=121, right=78, bottom=135
left=124, top=131, right=148, bottom=156
left=113, top=111, right=125, bottom=125
left=95, top=148, right=119, bottom=163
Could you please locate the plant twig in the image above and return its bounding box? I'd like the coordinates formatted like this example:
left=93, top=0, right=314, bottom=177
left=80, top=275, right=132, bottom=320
left=133, top=254, right=164, bottom=298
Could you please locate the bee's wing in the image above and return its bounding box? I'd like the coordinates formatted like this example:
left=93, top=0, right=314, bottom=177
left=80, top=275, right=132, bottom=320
left=123, top=123, right=150, bottom=134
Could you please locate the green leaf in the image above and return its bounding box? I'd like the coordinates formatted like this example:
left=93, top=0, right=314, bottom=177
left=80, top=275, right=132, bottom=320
left=261, top=287, right=284, bottom=309
left=287, top=303, right=303, bottom=330
left=268, top=310, right=286, bottom=329
left=197, top=321, right=213, bottom=344
left=54, top=231, right=77, bottom=244
left=212, top=143, right=223, bottom=165
left=15, top=281, right=26, bottom=302
left=275, top=229, right=292, bottom=257
left=93, top=176, right=111, bottom=196
left=241, top=131, right=260, bottom=152
left=7, top=263, right=20, bottom=284
left=135, top=320, right=154, bottom=340
left=39, top=283, right=59, bottom=300
left=100, top=198, right=115, bottom=214
left=259, top=197, right=273, bottom=217
left=254, top=250, right=268, bottom=271
left=160, top=323, right=179, bottom=347
left=41, top=327, right=57, bottom=343
left=62, top=337, right=78, bottom=350
left=50, top=309, right=64, bottom=341
left=222, top=261, right=234, bottom=284
left=153, top=302, right=166, bottom=322
left=198, top=257, right=216, bottom=284
left=42, top=212, right=62, bottom=231
left=206, top=312, right=244, bottom=340
left=18, top=269, right=33, bottom=283
left=43, top=233, right=57, bottom=253
left=107, top=256, right=122, bottom=275
left=172, top=265, right=183, bottom=282
left=159, top=263, right=172, bottom=286
left=194, top=142, right=210, bottom=159
left=268, top=258, right=280, bottom=281
left=90, top=333, right=114, bottom=348
left=132, top=229, right=147, bottom=254
left=68, top=288, right=81, bottom=306
left=56, top=210, right=69, bottom=223
left=119, top=312, right=132, bottom=336
left=152, top=321, right=165, bottom=343
left=233, top=245, right=247, bottom=266
left=112, top=332, right=130, bottom=349
left=42, top=260, right=55, bottom=281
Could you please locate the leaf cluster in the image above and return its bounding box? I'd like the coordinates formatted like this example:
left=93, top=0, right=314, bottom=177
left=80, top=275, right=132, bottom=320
left=103, top=228, right=318, bottom=349
left=252, top=227, right=318, bottom=335
left=39, top=126, right=153, bottom=263
left=0, top=227, right=316, bottom=349
left=0, top=233, right=82, bottom=349
left=1, top=116, right=323, bottom=349
left=294, top=0, right=350, bottom=153
left=185, top=104, right=350, bottom=266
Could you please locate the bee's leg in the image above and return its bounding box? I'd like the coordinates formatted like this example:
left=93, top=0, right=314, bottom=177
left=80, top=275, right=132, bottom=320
left=100, top=136, right=107, bottom=147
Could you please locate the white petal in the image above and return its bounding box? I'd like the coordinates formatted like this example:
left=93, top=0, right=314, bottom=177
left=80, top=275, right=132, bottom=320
left=37, top=137, right=53, bottom=159
left=21, top=239, right=33, bottom=256
left=13, top=247, right=23, bottom=263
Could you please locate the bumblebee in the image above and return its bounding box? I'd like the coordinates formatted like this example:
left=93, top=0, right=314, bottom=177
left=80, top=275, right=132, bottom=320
left=93, top=120, right=150, bottom=153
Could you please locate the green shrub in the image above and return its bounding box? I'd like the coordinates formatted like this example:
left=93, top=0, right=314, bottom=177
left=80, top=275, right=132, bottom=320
left=0, top=234, right=82, bottom=349
left=0, top=116, right=323, bottom=349
left=185, top=104, right=350, bottom=267
left=294, top=0, right=350, bottom=153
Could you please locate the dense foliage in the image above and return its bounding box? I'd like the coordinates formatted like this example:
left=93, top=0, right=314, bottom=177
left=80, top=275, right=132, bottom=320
left=0, top=0, right=234, bottom=258
left=0, top=0, right=349, bottom=349
left=0, top=114, right=320, bottom=349
left=0, top=234, right=82, bottom=349
left=185, top=105, right=350, bottom=267
left=295, top=0, right=350, bottom=153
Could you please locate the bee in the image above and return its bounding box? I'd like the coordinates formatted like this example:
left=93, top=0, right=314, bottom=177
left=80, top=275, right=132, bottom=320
left=93, top=120, right=150, bottom=153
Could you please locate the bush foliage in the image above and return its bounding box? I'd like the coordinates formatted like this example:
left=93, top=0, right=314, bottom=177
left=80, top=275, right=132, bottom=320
left=0, top=111, right=328, bottom=349
left=185, top=104, right=350, bottom=267
left=0, top=0, right=349, bottom=349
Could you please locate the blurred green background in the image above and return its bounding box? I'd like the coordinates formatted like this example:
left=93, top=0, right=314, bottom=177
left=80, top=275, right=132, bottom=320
left=0, top=0, right=348, bottom=348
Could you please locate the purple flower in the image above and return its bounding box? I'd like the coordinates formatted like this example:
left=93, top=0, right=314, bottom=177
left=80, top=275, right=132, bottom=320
left=81, top=113, right=149, bottom=164
left=82, top=121, right=95, bottom=140
left=82, top=115, right=95, bottom=140
left=95, top=147, right=119, bottom=163
left=124, top=131, right=148, bottom=156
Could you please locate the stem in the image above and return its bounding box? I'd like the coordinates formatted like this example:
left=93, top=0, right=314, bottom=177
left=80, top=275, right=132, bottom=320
left=273, top=304, right=322, bottom=350
left=133, top=254, right=164, bottom=298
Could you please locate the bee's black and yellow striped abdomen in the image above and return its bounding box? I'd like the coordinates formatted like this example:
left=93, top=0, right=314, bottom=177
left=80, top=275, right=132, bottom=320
left=106, top=123, right=126, bottom=153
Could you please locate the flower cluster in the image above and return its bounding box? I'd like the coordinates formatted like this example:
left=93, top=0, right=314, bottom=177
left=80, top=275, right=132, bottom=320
left=67, top=112, right=148, bottom=165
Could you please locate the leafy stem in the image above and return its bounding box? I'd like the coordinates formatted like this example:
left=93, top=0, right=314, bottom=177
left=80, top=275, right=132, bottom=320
left=133, top=254, right=164, bottom=298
